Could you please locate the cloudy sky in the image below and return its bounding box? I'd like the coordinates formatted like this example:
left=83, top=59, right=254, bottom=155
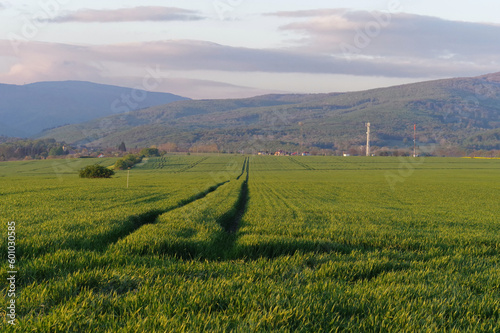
left=1, top=0, right=499, bottom=99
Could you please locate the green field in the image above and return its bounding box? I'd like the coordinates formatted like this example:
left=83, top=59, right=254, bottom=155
left=1, top=156, right=499, bottom=332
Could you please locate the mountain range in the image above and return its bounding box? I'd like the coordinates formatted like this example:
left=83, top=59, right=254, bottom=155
left=0, top=81, right=189, bottom=137
left=2, top=73, right=500, bottom=152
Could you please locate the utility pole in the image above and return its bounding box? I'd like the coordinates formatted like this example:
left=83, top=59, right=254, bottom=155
left=299, top=122, right=304, bottom=154
left=413, top=124, right=417, bottom=157
left=366, top=122, right=371, bottom=156
left=127, top=167, right=130, bottom=188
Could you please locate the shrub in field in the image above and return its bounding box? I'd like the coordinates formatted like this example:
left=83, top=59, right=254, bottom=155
left=114, top=154, right=142, bottom=170
left=139, top=148, right=160, bottom=157
left=78, top=164, right=115, bottom=178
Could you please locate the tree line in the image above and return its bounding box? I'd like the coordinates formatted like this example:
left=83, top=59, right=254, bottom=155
left=0, top=138, right=68, bottom=161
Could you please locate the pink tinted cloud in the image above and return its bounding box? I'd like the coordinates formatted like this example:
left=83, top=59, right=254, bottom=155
left=0, top=32, right=496, bottom=91
left=0, top=40, right=104, bottom=83
left=49, top=6, right=204, bottom=23
left=275, top=9, right=500, bottom=61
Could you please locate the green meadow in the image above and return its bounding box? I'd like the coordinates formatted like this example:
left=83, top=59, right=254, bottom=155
left=1, top=156, right=499, bottom=332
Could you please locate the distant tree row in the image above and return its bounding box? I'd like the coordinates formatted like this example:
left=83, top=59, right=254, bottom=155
left=0, top=138, right=68, bottom=161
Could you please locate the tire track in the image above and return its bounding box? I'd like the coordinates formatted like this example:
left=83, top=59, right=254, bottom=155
left=85, top=180, right=230, bottom=252
left=175, top=156, right=209, bottom=173
left=288, top=156, right=315, bottom=170
left=220, top=158, right=249, bottom=233
left=236, top=157, right=248, bottom=180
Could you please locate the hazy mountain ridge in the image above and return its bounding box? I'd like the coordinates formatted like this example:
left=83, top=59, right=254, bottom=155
left=28, top=73, right=500, bottom=151
left=0, top=81, right=190, bottom=137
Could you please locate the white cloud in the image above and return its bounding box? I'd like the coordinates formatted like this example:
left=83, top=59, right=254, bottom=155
left=49, top=6, right=205, bottom=23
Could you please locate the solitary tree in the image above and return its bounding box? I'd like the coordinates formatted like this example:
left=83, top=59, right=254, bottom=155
left=118, top=142, right=127, bottom=152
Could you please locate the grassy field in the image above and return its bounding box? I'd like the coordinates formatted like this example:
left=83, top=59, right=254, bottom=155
left=1, top=155, right=499, bottom=331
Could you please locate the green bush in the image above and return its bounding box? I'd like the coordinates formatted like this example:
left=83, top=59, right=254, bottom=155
left=79, top=164, right=115, bottom=178
left=114, top=154, right=142, bottom=170
left=139, top=148, right=160, bottom=157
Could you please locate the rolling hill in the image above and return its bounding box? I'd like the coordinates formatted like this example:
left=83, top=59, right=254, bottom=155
left=37, top=73, right=500, bottom=151
left=0, top=81, right=189, bottom=137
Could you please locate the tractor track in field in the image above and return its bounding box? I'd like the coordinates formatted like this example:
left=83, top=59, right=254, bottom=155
left=21, top=176, right=242, bottom=283
left=107, top=157, right=250, bottom=250
left=113, top=157, right=250, bottom=261
left=38, top=157, right=250, bottom=259
left=24, top=159, right=251, bottom=285
left=97, top=180, right=230, bottom=251
left=288, top=157, right=315, bottom=170
left=175, top=156, right=209, bottom=173
left=221, top=158, right=249, bottom=233
left=236, top=157, right=248, bottom=180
